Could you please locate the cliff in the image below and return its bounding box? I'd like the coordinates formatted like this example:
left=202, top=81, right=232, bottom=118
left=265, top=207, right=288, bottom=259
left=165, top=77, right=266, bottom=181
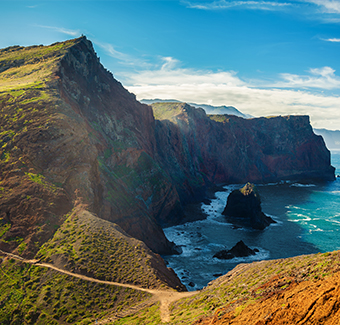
left=152, top=103, right=334, bottom=212
left=0, top=37, right=181, bottom=257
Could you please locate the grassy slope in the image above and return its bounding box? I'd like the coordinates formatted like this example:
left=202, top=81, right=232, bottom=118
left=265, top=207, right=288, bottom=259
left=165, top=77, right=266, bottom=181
left=0, top=257, right=149, bottom=325
left=35, top=208, right=174, bottom=290
left=0, top=40, right=76, bottom=91
left=151, top=102, right=187, bottom=121
left=113, top=250, right=340, bottom=324
left=0, top=206, right=176, bottom=324
left=170, top=251, right=340, bottom=324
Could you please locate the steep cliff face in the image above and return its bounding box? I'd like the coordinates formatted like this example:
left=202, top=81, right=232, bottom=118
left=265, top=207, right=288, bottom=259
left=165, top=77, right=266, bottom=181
left=154, top=103, right=209, bottom=209
left=152, top=103, right=334, bottom=208
left=0, top=37, right=180, bottom=256
left=54, top=37, right=182, bottom=253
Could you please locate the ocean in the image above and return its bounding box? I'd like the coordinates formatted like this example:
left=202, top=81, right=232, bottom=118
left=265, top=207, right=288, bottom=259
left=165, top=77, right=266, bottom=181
left=163, top=151, right=340, bottom=291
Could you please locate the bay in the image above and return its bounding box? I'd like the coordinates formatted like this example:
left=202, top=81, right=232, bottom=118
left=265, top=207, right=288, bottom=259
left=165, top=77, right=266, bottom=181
left=163, top=151, right=340, bottom=291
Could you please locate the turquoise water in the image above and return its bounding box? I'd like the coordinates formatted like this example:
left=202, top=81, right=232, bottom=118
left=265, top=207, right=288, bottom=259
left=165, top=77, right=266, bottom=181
left=285, top=151, right=340, bottom=252
left=163, top=151, right=340, bottom=290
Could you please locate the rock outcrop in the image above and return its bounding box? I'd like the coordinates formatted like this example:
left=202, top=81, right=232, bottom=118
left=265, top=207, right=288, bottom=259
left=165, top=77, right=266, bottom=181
left=213, top=240, right=258, bottom=259
left=222, top=183, right=275, bottom=230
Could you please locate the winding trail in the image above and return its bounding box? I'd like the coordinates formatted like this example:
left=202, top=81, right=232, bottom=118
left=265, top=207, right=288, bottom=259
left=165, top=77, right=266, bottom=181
left=0, top=249, right=198, bottom=323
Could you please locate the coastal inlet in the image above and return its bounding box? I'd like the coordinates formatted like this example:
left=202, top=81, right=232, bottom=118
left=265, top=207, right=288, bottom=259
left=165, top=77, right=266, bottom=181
left=163, top=151, right=340, bottom=291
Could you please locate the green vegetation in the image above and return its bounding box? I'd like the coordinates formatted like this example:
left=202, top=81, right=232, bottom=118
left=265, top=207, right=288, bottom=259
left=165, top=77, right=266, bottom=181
left=208, top=115, right=231, bottom=123
left=25, top=172, right=45, bottom=185
left=0, top=257, right=149, bottom=324
left=152, top=102, right=187, bottom=121
left=24, top=172, right=59, bottom=194
left=36, top=209, right=170, bottom=290
left=0, top=38, right=80, bottom=92
left=114, top=303, right=162, bottom=325
left=167, top=250, right=340, bottom=324
left=0, top=222, right=11, bottom=238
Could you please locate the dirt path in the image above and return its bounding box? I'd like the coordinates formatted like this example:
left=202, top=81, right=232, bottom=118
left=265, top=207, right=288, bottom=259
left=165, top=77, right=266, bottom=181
left=0, top=249, right=198, bottom=323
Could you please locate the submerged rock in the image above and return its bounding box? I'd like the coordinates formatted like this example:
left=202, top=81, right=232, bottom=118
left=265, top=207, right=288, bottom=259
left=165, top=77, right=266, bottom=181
left=213, top=240, right=257, bottom=260
left=222, top=183, right=275, bottom=230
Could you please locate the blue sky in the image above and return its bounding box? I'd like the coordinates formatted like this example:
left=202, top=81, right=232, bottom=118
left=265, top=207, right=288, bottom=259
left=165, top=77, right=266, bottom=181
left=1, top=1, right=340, bottom=130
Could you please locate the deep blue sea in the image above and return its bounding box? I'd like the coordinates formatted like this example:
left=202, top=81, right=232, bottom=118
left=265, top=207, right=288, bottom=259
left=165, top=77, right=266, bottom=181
left=163, top=151, right=340, bottom=291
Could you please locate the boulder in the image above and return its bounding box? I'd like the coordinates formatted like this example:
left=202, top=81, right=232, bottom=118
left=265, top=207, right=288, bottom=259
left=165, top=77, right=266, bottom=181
left=213, top=240, right=257, bottom=260
left=222, top=183, right=275, bottom=230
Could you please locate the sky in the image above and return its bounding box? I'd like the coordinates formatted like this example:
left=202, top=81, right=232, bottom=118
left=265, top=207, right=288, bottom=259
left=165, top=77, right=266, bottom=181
left=1, top=1, right=340, bottom=130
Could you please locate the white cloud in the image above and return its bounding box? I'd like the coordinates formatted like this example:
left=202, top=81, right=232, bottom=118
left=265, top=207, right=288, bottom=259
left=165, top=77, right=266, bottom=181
left=184, top=0, right=293, bottom=10
left=125, top=56, right=245, bottom=87
left=276, top=67, right=340, bottom=89
left=124, top=60, right=340, bottom=130
left=35, top=25, right=80, bottom=37
left=323, top=37, right=340, bottom=42
left=185, top=0, right=340, bottom=24
left=306, top=0, right=340, bottom=14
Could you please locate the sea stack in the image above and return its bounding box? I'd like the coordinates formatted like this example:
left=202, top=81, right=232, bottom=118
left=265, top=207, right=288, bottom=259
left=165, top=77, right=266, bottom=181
left=222, top=183, right=275, bottom=230
left=213, top=240, right=258, bottom=260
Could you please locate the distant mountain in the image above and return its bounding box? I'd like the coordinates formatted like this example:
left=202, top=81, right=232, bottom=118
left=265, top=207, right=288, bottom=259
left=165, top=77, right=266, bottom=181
left=141, top=99, right=251, bottom=118
left=141, top=98, right=182, bottom=105
left=188, top=103, right=252, bottom=118
left=314, top=128, right=340, bottom=150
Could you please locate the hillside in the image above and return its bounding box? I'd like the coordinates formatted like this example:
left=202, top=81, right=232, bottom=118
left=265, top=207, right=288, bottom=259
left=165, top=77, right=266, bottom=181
left=0, top=36, right=180, bottom=257
left=0, top=37, right=338, bottom=324
left=0, top=37, right=334, bottom=256
left=0, top=37, right=187, bottom=323
left=114, top=250, right=340, bottom=324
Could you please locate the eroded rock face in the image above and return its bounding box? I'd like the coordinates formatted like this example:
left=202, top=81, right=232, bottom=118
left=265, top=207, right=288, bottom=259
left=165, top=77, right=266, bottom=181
left=54, top=38, right=186, bottom=254
left=152, top=103, right=335, bottom=208
left=222, top=183, right=275, bottom=230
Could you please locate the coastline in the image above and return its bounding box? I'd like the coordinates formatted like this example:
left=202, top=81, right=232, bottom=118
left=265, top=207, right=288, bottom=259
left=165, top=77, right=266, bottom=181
left=179, top=185, right=228, bottom=224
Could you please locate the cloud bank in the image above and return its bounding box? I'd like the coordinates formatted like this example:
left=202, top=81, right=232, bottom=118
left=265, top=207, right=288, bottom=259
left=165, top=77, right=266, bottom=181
left=307, top=0, right=340, bottom=14
left=124, top=58, right=340, bottom=130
